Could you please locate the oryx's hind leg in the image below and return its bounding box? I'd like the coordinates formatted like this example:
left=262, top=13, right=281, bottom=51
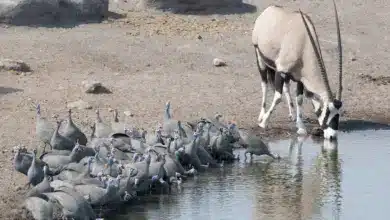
left=254, top=45, right=269, bottom=123
left=295, top=82, right=307, bottom=135
left=259, top=70, right=285, bottom=128
left=259, top=47, right=297, bottom=129
left=283, top=77, right=294, bottom=121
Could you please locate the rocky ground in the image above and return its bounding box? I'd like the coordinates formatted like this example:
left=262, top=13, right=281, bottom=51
left=1, top=0, right=390, bottom=218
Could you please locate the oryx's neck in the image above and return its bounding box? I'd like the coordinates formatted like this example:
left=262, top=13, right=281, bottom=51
left=301, top=48, right=333, bottom=104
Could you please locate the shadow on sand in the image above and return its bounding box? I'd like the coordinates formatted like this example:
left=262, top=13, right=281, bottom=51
left=155, top=0, right=257, bottom=15
left=0, top=86, right=23, bottom=96
left=1, top=2, right=126, bottom=29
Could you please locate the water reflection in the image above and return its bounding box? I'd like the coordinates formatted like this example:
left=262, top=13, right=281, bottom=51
left=111, top=136, right=345, bottom=220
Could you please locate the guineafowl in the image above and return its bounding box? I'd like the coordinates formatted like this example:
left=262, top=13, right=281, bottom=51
left=50, top=120, right=75, bottom=151
left=162, top=101, right=193, bottom=139
left=23, top=196, right=54, bottom=220
left=26, top=149, right=45, bottom=188
left=35, top=104, right=55, bottom=154
left=243, top=132, right=280, bottom=161
left=13, top=146, right=33, bottom=176
left=94, top=109, right=112, bottom=138
left=62, top=109, right=88, bottom=145
left=26, top=165, right=53, bottom=197
left=111, top=109, right=126, bottom=134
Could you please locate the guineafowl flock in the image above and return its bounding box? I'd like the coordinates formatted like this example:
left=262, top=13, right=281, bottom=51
left=13, top=101, right=279, bottom=220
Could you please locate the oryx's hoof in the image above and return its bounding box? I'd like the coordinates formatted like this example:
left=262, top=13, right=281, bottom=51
left=297, top=128, right=307, bottom=135
left=258, top=121, right=267, bottom=129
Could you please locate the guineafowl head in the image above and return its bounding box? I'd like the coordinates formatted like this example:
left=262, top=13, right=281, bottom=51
left=151, top=175, right=159, bottom=183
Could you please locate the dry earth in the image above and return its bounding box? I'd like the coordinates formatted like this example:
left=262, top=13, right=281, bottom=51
left=1, top=0, right=390, bottom=218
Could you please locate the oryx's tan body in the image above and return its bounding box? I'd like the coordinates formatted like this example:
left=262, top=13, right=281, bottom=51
left=252, top=5, right=331, bottom=102
left=251, top=1, right=343, bottom=140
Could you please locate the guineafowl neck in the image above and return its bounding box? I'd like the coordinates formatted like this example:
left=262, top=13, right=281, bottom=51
left=167, top=141, right=172, bottom=153
left=67, top=116, right=75, bottom=127
left=164, top=108, right=170, bottom=120
left=69, top=149, right=78, bottom=161
left=87, top=161, right=91, bottom=174
left=96, top=115, right=102, bottom=123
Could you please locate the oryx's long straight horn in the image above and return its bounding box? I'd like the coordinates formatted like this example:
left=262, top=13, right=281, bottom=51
left=333, top=0, right=343, bottom=100
left=298, top=9, right=333, bottom=100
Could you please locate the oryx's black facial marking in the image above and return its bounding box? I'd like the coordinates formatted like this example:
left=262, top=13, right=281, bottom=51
left=323, top=100, right=342, bottom=130
left=328, top=113, right=340, bottom=131
left=333, top=100, right=342, bottom=109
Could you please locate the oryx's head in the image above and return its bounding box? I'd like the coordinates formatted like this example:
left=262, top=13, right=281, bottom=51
left=299, top=0, right=343, bottom=140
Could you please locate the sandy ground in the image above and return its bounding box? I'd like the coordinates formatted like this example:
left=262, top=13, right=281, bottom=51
left=1, top=0, right=390, bottom=218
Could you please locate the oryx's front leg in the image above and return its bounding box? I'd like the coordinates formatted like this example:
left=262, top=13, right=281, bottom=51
left=305, top=91, right=322, bottom=124
left=295, top=82, right=307, bottom=135
left=283, top=77, right=294, bottom=121
left=259, top=72, right=284, bottom=128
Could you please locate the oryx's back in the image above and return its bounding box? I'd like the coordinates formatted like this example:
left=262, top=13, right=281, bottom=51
left=252, top=5, right=313, bottom=62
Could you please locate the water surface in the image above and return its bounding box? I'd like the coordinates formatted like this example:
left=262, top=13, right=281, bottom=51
left=111, top=130, right=390, bottom=220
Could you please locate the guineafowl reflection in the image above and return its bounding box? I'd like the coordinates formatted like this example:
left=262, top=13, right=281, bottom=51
left=254, top=136, right=342, bottom=220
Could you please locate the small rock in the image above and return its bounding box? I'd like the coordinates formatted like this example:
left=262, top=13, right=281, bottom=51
left=311, top=127, right=324, bottom=137
left=197, top=35, right=202, bottom=40
left=213, top=58, right=227, bottom=67
left=14, top=186, right=22, bottom=191
left=0, top=59, right=31, bottom=72
left=67, top=100, right=92, bottom=110
left=124, top=111, right=134, bottom=117
left=82, top=81, right=112, bottom=94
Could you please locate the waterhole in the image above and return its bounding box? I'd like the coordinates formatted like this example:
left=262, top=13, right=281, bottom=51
left=110, top=130, right=390, bottom=220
